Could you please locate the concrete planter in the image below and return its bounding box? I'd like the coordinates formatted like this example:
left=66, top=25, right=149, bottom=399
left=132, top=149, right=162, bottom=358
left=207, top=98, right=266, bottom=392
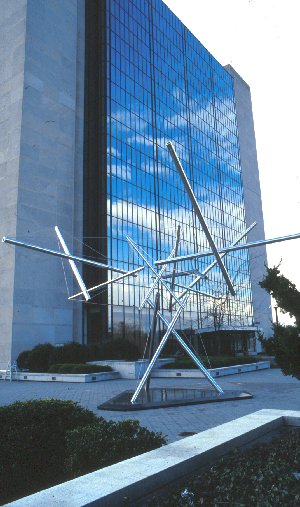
left=0, top=370, right=120, bottom=383
left=88, top=358, right=173, bottom=379
left=152, top=360, right=270, bottom=378
left=9, top=409, right=300, bottom=507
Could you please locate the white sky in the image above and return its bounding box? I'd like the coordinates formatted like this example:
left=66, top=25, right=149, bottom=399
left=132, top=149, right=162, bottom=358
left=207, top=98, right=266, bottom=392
left=164, top=0, right=300, bottom=325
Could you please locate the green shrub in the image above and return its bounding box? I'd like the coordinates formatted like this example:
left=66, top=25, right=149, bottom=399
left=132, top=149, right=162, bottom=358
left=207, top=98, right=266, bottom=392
left=147, top=429, right=300, bottom=506
left=0, top=399, right=97, bottom=504
left=48, top=363, right=113, bottom=374
left=17, top=343, right=89, bottom=372
left=258, top=334, right=278, bottom=355
left=271, top=325, right=300, bottom=379
left=0, top=400, right=166, bottom=504
left=65, top=418, right=166, bottom=478
left=16, top=349, right=31, bottom=370
left=24, top=343, right=56, bottom=372
left=17, top=343, right=54, bottom=371
left=17, top=339, right=140, bottom=372
left=162, top=355, right=260, bottom=369
left=51, top=342, right=89, bottom=364
left=92, top=338, right=139, bottom=361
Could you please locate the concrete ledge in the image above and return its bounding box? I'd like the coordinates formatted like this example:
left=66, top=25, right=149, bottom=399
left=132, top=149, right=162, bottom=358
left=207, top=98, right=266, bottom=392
left=88, top=358, right=173, bottom=379
left=8, top=409, right=300, bottom=507
left=0, top=371, right=120, bottom=383
left=152, top=361, right=270, bottom=378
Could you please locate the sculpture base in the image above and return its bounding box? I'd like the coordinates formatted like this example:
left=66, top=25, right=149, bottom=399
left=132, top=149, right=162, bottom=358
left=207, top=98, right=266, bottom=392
left=98, top=387, right=253, bottom=411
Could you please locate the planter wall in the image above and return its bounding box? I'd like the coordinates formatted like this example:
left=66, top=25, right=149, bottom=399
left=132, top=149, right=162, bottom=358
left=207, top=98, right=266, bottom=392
left=0, top=370, right=120, bottom=383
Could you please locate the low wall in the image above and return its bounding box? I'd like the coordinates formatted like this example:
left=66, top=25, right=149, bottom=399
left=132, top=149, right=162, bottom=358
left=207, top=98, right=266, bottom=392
left=0, top=361, right=269, bottom=383
left=0, top=371, right=120, bottom=383
left=8, top=409, right=300, bottom=507
left=152, top=360, right=270, bottom=378
left=88, top=358, right=173, bottom=379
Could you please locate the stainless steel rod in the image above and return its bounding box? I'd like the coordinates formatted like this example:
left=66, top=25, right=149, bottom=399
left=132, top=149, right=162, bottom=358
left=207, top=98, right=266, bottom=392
left=131, top=294, right=190, bottom=403
left=167, top=141, right=235, bottom=295
left=156, top=231, right=300, bottom=267
left=169, top=225, right=181, bottom=311
left=68, top=266, right=144, bottom=300
left=126, top=236, right=184, bottom=309
left=153, top=305, right=224, bottom=394
left=2, top=237, right=127, bottom=274
left=145, top=292, right=160, bottom=392
left=131, top=299, right=224, bottom=400
left=138, top=241, right=178, bottom=311
left=162, top=270, right=206, bottom=279
left=171, top=222, right=257, bottom=305
left=55, top=226, right=91, bottom=301
left=169, top=281, right=221, bottom=298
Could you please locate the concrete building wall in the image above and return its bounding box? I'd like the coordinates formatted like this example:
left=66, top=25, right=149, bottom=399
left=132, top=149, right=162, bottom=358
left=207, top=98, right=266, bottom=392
left=0, top=0, right=28, bottom=369
left=0, top=0, right=85, bottom=367
left=225, top=65, right=273, bottom=341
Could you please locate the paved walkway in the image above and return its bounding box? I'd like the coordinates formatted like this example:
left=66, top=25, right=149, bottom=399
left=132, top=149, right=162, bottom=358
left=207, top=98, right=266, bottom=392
left=0, top=369, right=299, bottom=443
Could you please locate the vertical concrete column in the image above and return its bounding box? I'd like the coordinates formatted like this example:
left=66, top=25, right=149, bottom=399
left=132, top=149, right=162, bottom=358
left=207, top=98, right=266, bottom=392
left=0, top=0, right=28, bottom=368
left=0, top=0, right=85, bottom=366
left=72, top=0, right=85, bottom=343
left=225, top=65, right=273, bottom=342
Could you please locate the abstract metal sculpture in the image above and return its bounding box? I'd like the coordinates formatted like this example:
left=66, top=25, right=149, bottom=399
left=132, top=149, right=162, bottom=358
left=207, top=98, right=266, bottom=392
left=113, top=142, right=300, bottom=409
left=2, top=141, right=300, bottom=410
left=127, top=235, right=224, bottom=402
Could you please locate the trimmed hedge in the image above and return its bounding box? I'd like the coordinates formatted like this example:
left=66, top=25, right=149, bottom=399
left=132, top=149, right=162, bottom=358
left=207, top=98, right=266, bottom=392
left=65, top=418, right=166, bottom=478
left=0, top=400, right=166, bottom=504
left=162, top=355, right=260, bottom=369
left=17, top=343, right=54, bottom=372
left=48, top=363, right=113, bottom=374
left=17, top=339, right=140, bottom=372
left=0, top=399, right=96, bottom=503
left=92, top=338, right=139, bottom=360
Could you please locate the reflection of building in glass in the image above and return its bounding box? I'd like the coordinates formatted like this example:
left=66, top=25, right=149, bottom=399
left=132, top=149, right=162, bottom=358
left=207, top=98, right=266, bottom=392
left=84, top=0, right=272, bottom=353
left=0, top=0, right=272, bottom=368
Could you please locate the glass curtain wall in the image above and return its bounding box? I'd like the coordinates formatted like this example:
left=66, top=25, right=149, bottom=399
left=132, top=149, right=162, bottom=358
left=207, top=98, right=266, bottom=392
left=87, top=0, right=253, bottom=348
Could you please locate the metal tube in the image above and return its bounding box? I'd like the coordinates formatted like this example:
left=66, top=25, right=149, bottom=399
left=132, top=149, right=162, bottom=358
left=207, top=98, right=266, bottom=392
left=131, top=298, right=224, bottom=399
left=201, top=222, right=257, bottom=276
left=2, top=236, right=127, bottom=274
left=68, top=266, right=144, bottom=300
left=155, top=231, right=300, bottom=267
left=168, top=281, right=221, bottom=298
left=169, top=225, right=181, bottom=311
left=126, top=236, right=184, bottom=309
left=152, top=303, right=223, bottom=393
left=131, top=294, right=190, bottom=403
left=172, top=222, right=257, bottom=304
left=138, top=241, right=178, bottom=311
left=55, top=226, right=91, bottom=301
left=131, top=293, right=224, bottom=402
left=162, top=270, right=206, bottom=279
left=145, top=292, right=160, bottom=392
left=167, top=141, right=235, bottom=295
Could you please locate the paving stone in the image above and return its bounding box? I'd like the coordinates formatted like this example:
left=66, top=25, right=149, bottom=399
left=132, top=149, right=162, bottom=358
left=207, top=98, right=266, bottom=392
left=0, top=369, right=299, bottom=443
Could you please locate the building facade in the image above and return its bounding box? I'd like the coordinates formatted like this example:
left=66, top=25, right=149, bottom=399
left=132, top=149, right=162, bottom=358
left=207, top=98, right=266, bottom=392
left=0, top=0, right=272, bottom=368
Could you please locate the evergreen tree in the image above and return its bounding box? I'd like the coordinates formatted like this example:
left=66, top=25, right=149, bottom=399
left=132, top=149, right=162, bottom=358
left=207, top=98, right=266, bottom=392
left=259, top=264, right=300, bottom=326
left=259, top=265, right=300, bottom=379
